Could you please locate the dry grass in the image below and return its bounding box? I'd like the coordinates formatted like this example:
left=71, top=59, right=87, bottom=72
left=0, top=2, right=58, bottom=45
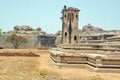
left=0, top=49, right=120, bottom=80
left=0, top=57, right=39, bottom=80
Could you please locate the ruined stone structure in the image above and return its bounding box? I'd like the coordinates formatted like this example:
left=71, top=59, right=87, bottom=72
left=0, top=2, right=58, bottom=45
left=0, top=34, right=56, bottom=48
left=38, top=35, right=56, bottom=47
left=50, top=6, right=120, bottom=72
left=61, top=5, right=79, bottom=44
left=50, top=44, right=120, bottom=72
left=0, top=25, right=56, bottom=48
left=55, top=24, right=120, bottom=44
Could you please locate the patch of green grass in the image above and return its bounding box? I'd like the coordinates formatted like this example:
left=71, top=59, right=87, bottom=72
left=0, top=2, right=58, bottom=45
left=33, top=69, right=63, bottom=80
left=33, top=69, right=48, bottom=76
left=90, top=74, right=104, bottom=80
left=39, top=69, right=48, bottom=75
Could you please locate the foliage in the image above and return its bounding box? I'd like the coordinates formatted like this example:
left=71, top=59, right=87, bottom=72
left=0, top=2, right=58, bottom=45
left=5, top=34, right=28, bottom=49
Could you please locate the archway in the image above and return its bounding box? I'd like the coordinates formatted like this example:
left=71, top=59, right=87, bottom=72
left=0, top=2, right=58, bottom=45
left=74, top=36, right=77, bottom=41
left=65, top=32, right=67, bottom=36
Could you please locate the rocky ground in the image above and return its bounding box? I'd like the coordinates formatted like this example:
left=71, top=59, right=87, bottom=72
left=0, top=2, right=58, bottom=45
left=0, top=49, right=120, bottom=80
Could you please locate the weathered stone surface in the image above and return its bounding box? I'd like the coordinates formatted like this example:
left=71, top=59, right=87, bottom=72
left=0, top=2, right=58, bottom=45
left=36, top=27, right=41, bottom=31
left=0, top=34, right=56, bottom=48
left=50, top=6, right=120, bottom=73
left=8, top=25, right=46, bottom=35
left=38, top=35, right=56, bottom=47
left=55, top=31, right=62, bottom=36
left=61, top=6, right=79, bottom=44
left=0, top=25, right=57, bottom=48
left=55, top=36, right=62, bottom=46
left=82, top=24, right=104, bottom=34
left=55, top=25, right=120, bottom=41
left=50, top=43, right=120, bottom=72
left=55, top=31, right=62, bottom=46
left=14, top=25, right=33, bottom=31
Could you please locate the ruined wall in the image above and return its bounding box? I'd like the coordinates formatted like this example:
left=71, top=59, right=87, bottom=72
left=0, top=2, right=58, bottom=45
left=0, top=34, right=56, bottom=49
left=38, top=35, right=56, bottom=47
left=81, top=34, right=115, bottom=40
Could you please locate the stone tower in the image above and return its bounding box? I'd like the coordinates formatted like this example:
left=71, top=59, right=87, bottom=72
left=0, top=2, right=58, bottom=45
left=61, top=5, right=80, bottom=44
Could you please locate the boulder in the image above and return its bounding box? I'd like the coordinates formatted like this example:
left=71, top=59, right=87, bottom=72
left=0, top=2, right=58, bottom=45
left=55, top=30, right=62, bottom=36
left=14, top=25, right=33, bottom=31
left=36, top=27, right=41, bottom=31
left=82, top=24, right=104, bottom=33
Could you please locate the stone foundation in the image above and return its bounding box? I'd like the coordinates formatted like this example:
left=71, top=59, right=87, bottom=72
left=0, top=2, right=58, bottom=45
left=50, top=44, right=120, bottom=72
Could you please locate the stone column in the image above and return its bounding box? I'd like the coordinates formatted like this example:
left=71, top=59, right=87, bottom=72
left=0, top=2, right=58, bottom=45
left=96, top=56, right=102, bottom=67
left=56, top=54, right=61, bottom=63
left=55, top=54, right=61, bottom=68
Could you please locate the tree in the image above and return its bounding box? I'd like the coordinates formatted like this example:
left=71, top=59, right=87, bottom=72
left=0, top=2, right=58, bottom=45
left=5, top=34, right=28, bottom=49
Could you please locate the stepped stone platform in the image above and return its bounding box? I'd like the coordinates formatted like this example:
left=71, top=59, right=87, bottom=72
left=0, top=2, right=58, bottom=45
left=50, top=44, right=120, bottom=72
left=50, top=5, right=120, bottom=72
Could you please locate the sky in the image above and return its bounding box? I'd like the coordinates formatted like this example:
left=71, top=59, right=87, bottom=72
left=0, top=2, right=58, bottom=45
left=0, top=0, right=120, bottom=34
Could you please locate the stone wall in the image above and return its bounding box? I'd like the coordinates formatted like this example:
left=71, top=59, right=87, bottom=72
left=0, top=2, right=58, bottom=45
left=50, top=49, right=120, bottom=72
left=38, top=35, right=56, bottom=47
left=0, top=34, right=56, bottom=49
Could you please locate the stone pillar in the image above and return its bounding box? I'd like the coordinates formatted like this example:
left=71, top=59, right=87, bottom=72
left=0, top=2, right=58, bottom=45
left=96, top=56, right=102, bottom=67
left=56, top=54, right=61, bottom=63
left=55, top=54, right=61, bottom=68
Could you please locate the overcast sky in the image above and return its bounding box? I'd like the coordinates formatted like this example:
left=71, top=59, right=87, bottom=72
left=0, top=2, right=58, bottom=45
left=0, top=0, right=120, bottom=33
